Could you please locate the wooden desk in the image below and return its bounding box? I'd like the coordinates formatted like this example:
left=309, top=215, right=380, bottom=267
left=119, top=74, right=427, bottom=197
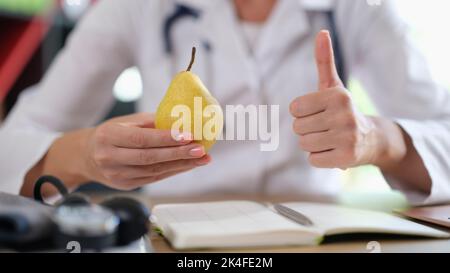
left=96, top=193, right=450, bottom=253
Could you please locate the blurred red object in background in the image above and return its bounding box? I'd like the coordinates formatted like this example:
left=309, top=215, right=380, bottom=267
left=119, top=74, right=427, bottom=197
left=0, top=17, right=49, bottom=103
left=0, top=0, right=96, bottom=112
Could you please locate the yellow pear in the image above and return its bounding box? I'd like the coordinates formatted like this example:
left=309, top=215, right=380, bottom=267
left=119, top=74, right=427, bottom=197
left=155, top=47, right=223, bottom=151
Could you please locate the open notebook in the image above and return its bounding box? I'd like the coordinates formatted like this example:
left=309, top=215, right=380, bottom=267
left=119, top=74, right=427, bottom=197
left=152, top=201, right=450, bottom=250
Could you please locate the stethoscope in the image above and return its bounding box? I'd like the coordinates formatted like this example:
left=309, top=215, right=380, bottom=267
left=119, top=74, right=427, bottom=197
left=164, top=4, right=202, bottom=54
left=162, top=4, right=348, bottom=87
left=163, top=4, right=214, bottom=87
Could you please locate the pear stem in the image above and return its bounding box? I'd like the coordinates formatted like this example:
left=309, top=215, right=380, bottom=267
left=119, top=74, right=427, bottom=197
left=186, top=47, right=196, bottom=72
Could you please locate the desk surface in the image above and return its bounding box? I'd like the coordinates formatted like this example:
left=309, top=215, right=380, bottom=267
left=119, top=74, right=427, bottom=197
left=99, top=193, right=450, bottom=253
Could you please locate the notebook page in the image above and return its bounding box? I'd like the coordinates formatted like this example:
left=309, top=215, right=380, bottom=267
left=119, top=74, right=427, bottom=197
left=153, top=201, right=311, bottom=237
left=283, top=202, right=450, bottom=237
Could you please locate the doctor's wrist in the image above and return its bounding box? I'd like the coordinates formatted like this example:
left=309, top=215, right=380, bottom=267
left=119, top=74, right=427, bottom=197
left=21, top=128, right=93, bottom=197
left=369, top=116, right=408, bottom=171
left=369, top=117, right=432, bottom=194
left=46, top=128, right=94, bottom=188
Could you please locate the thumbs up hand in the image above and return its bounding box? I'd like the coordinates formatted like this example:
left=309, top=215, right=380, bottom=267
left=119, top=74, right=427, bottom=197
left=289, top=30, right=384, bottom=169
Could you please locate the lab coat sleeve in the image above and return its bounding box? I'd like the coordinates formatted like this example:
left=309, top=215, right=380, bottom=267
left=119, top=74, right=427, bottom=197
left=335, top=0, right=450, bottom=205
left=0, top=0, right=140, bottom=194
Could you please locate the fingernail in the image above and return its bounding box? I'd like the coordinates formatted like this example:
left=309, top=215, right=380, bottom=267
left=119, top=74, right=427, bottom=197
left=196, top=156, right=211, bottom=166
left=174, top=132, right=192, bottom=142
left=320, top=29, right=330, bottom=36
left=189, top=146, right=205, bottom=157
left=196, top=158, right=209, bottom=166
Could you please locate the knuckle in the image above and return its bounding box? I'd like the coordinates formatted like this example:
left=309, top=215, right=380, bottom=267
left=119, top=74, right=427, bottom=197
left=308, top=154, right=321, bottom=168
left=148, top=164, right=164, bottom=175
left=290, top=98, right=300, bottom=115
left=94, top=126, right=109, bottom=145
left=103, top=169, right=124, bottom=183
left=171, top=147, right=183, bottom=159
left=299, top=136, right=314, bottom=151
left=138, top=150, right=156, bottom=164
left=334, top=90, right=352, bottom=107
left=293, top=119, right=302, bottom=134
left=298, top=137, right=308, bottom=150
left=129, top=131, right=147, bottom=148
left=93, top=150, right=110, bottom=166
left=342, top=112, right=357, bottom=130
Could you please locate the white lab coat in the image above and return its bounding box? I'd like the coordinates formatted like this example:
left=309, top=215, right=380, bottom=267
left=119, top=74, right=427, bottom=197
left=1, top=0, right=450, bottom=205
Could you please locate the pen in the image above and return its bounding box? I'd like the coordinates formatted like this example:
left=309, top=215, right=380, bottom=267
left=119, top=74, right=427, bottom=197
left=273, top=204, right=314, bottom=227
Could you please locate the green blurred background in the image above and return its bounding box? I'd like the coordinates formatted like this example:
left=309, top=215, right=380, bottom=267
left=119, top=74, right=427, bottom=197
left=0, top=0, right=53, bottom=16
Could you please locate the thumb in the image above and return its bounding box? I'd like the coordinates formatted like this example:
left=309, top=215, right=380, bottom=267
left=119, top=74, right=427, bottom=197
left=315, top=30, right=343, bottom=90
